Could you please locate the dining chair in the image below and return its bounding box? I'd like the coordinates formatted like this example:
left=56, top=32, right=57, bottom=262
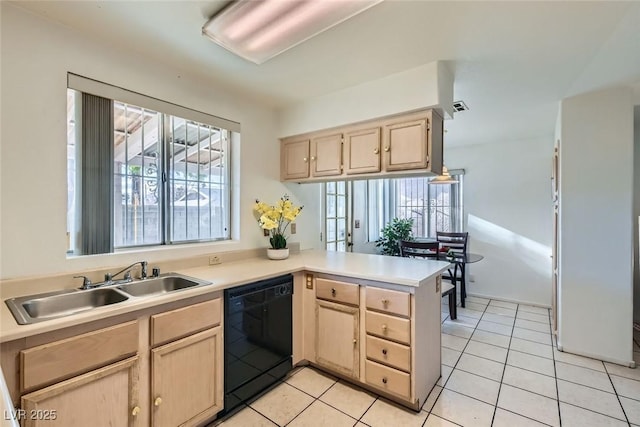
left=436, top=231, right=469, bottom=300
left=398, top=240, right=457, bottom=320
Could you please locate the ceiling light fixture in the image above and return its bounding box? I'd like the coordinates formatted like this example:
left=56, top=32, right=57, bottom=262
left=429, top=165, right=458, bottom=185
left=202, top=0, right=383, bottom=64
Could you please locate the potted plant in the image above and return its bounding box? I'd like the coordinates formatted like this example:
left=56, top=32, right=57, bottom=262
left=375, top=218, right=414, bottom=256
left=253, top=194, right=303, bottom=260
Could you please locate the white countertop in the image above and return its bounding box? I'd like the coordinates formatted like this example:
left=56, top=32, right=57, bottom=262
left=0, top=250, right=449, bottom=342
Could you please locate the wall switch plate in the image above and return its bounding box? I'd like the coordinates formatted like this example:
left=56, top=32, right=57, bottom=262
left=291, top=223, right=296, bottom=234
left=354, top=220, right=360, bottom=229
left=469, top=274, right=475, bottom=283
left=209, top=255, right=222, bottom=265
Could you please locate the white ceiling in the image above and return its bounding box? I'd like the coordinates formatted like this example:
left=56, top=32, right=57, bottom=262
left=11, top=1, right=640, bottom=146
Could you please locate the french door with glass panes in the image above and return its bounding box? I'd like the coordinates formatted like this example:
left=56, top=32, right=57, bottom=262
left=324, top=181, right=352, bottom=252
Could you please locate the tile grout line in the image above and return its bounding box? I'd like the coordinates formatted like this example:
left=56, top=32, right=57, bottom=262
left=489, top=299, right=519, bottom=426
left=602, top=362, right=632, bottom=425
left=431, top=298, right=493, bottom=426
left=285, top=373, right=363, bottom=425
left=549, top=307, right=562, bottom=427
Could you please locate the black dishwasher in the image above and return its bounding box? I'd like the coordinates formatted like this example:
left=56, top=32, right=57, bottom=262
left=222, top=274, right=293, bottom=415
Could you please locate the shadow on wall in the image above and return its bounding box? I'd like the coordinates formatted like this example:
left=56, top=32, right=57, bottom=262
left=467, top=215, right=552, bottom=305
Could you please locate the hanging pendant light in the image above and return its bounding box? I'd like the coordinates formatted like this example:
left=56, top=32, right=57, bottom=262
left=429, top=165, right=458, bottom=184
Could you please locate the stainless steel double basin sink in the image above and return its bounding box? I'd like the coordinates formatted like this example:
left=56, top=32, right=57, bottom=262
left=5, top=274, right=212, bottom=325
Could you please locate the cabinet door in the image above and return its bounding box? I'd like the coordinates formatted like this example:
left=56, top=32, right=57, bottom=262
left=344, top=127, right=381, bottom=174
left=281, top=139, right=310, bottom=180
left=21, top=356, right=139, bottom=427
left=311, top=133, right=342, bottom=177
left=151, top=327, right=222, bottom=427
left=315, top=299, right=359, bottom=378
left=384, top=117, right=429, bottom=171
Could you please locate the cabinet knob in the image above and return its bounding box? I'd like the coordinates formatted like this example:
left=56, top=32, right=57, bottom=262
left=373, top=148, right=379, bottom=154
left=331, top=288, right=336, bottom=296
left=131, top=406, right=141, bottom=416
left=303, top=157, right=308, bottom=162
left=311, top=156, right=316, bottom=161
left=154, top=397, right=163, bottom=407
left=353, top=338, right=357, bottom=344
left=381, top=298, right=389, bottom=306
left=382, top=377, right=388, bottom=384
left=382, top=349, right=388, bottom=355
left=381, top=324, right=388, bottom=331
left=384, top=146, right=390, bottom=152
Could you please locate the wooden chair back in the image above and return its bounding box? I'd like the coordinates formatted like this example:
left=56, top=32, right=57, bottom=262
left=436, top=232, right=468, bottom=255
left=398, top=240, right=440, bottom=259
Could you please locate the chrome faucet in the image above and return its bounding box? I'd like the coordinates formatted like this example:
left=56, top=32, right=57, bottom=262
left=76, top=261, right=148, bottom=290
left=109, top=261, right=148, bottom=284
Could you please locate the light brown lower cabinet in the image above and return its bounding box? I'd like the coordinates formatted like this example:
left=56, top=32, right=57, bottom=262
left=21, top=356, right=139, bottom=427
left=315, top=299, right=360, bottom=379
left=305, top=275, right=441, bottom=411
left=151, top=326, right=223, bottom=427
left=2, top=295, right=224, bottom=427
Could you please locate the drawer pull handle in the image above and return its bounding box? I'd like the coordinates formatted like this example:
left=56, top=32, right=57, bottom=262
left=382, top=349, right=388, bottom=355
left=131, top=406, right=141, bottom=417
left=381, top=324, right=388, bottom=331
left=331, top=288, right=336, bottom=296
left=382, top=377, right=388, bottom=384
left=154, top=397, right=163, bottom=407
left=381, top=298, right=389, bottom=306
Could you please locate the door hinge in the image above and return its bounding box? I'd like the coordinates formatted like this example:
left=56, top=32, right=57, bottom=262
left=320, top=232, right=323, bottom=242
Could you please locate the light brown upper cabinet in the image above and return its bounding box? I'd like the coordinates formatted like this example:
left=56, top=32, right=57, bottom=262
left=280, top=109, right=443, bottom=182
left=384, top=116, right=429, bottom=171
left=311, top=133, right=343, bottom=177
left=344, top=126, right=381, bottom=175
left=281, top=138, right=310, bottom=180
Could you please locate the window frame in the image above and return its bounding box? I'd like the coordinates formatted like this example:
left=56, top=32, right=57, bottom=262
left=67, top=74, right=238, bottom=255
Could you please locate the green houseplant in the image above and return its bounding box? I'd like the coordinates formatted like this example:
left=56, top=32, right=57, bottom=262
left=375, top=218, right=414, bottom=256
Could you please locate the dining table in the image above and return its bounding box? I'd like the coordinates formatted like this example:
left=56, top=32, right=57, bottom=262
left=440, top=252, right=484, bottom=308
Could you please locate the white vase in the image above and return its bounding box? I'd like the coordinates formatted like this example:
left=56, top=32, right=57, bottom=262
left=267, top=248, right=289, bottom=260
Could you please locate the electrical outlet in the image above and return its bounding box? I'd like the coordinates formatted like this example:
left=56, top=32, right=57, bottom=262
left=263, top=229, right=270, bottom=237
left=291, top=223, right=296, bottom=234
left=209, top=255, right=222, bottom=265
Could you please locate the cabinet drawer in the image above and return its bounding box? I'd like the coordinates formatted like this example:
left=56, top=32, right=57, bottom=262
left=365, top=311, right=411, bottom=345
left=365, top=359, right=411, bottom=399
left=366, top=335, right=411, bottom=372
left=316, top=278, right=359, bottom=306
left=366, top=287, right=410, bottom=317
left=151, top=298, right=221, bottom=347
left=21, top=321, right=138, bottom=391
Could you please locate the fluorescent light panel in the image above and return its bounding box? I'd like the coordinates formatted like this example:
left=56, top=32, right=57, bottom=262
left=203, top=0, right=383, bottom=64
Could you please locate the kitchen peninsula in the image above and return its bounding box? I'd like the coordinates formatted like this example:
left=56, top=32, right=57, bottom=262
left=0, top=250, right=449, bottom=425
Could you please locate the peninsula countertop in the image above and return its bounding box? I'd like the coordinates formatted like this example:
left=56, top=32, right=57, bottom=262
left=0, top=250, right=449, bottom=342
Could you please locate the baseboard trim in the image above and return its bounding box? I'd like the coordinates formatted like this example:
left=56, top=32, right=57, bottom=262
left=466, top=292, right=551, bottom=309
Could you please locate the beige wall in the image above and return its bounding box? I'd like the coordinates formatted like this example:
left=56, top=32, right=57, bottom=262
left=446, top=137, right=554, bottom=306
left=0, top=4, right=320, bottom=280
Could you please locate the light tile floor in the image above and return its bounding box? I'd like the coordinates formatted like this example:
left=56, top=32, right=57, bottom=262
left=214, top=295, right=640, bottom=426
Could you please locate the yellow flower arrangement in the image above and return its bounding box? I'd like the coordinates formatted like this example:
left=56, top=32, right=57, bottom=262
left=253, top=194, right=303, bottom=249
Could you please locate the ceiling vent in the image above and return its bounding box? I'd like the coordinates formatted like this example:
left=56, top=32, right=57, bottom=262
left=452, top=100, right=469, bottom=112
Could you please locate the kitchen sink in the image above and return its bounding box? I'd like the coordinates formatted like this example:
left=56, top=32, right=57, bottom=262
left=117, top=274, right=210, bottom=297
left=6, top=288, right=129, bottom=325
left=5, top=273, right=212, bottom=325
